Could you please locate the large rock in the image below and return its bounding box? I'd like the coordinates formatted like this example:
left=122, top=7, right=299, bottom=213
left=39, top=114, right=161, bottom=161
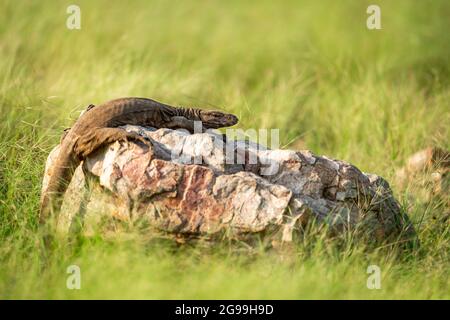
left=42, top=126, right=416, bottom=245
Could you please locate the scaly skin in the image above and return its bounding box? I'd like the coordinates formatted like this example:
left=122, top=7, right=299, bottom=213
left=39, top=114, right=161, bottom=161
left=40, top=97, right=238, bottom=223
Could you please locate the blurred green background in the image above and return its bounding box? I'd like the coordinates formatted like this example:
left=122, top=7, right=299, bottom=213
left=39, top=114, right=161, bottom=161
left=0, top=0, right=448, bottom=299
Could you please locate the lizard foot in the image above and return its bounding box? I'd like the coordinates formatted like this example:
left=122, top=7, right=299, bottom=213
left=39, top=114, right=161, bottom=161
left=74, top=128, right=153, bottom=159
left=121, top=131, right=153, bottom=149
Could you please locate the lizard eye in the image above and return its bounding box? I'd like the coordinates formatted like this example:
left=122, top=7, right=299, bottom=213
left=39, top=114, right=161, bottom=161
left=209, top=111, right=222, bottom=118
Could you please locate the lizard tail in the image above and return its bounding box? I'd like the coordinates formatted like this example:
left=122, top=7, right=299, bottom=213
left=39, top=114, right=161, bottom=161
left=39, top=153, right=80, bottom=224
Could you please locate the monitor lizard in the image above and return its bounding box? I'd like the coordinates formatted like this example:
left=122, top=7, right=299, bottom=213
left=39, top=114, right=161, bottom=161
left=40, top=97, right=238, bottom=223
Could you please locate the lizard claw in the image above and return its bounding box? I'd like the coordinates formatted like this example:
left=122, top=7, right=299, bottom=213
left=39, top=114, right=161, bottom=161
left=124, top=131, right=153, bottom=150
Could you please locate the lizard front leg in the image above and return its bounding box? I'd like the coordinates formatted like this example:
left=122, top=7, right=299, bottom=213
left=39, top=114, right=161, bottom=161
left=74, top=127, right=153, bottom=159
left=165, top=116, right=206, bottom=133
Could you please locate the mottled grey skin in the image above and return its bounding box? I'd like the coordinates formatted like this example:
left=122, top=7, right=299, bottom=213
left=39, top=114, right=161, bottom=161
left=40, top=97, right=238, bottom=222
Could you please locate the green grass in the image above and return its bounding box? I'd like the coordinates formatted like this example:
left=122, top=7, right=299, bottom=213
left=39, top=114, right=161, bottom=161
left=0, top=0, right=449, bottom=299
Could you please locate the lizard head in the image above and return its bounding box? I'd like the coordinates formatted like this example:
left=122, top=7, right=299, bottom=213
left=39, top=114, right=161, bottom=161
left=199, top=110, right=239, bottom=129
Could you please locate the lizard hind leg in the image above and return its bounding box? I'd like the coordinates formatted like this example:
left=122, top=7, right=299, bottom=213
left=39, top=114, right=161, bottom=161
left=74, top=127, right=153, bottom=159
